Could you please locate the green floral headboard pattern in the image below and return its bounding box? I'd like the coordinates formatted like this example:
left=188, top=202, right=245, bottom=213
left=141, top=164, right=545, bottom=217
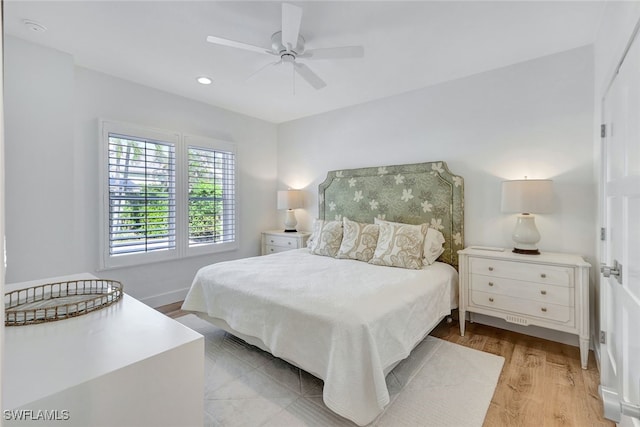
left=318, top=162, right=464, bottom=268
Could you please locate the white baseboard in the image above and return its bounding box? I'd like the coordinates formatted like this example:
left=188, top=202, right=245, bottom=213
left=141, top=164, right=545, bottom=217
left=139, top=287, right=190, bottom=308
left=593, top=336, right=602, bottom=372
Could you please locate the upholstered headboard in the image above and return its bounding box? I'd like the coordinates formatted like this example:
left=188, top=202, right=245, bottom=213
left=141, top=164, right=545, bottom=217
left=318, top=162, right=464, bottom=268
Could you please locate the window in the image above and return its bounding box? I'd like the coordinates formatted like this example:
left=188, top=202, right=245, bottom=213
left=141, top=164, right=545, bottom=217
left=108, top=135, right=176, bottom=256
left=187, top=146, right=235, bottom=247
left=100, top=121, right=236, bottom=269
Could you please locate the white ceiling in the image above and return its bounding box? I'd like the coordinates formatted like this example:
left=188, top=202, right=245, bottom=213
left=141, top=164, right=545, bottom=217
left=4, top=1, right=605, bottom=123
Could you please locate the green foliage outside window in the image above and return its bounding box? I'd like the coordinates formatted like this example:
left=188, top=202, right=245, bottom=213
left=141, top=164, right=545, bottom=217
left=189, top=180, right=223, bottom=242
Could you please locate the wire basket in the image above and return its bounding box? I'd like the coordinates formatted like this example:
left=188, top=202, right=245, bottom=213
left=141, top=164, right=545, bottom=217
left=5, top=279, right=124, bottom=326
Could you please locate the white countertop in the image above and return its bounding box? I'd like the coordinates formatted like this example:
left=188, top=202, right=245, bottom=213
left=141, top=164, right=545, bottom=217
left=4, top=273, right=202, bottom=410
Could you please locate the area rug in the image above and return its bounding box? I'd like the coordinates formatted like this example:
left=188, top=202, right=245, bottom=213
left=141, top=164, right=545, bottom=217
left=177, top=314, right=504, bottom=427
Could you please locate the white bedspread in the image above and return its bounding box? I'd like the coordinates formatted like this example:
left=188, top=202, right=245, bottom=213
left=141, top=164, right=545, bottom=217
left=182, top=249, right=458, bottom=425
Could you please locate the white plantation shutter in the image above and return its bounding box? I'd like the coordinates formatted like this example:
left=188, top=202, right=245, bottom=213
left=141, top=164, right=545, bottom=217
left=187, top=147, right=235, bottom=246
left=101, top=121, right=237, bottom=269
left=108, top=135, right=176, bottom=256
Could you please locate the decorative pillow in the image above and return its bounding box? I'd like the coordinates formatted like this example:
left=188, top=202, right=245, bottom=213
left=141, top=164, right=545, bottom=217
left=336, top=218, right=380, bottom=262
left=423, top=227, right=446, bottom=265
left=308, top=219, right=343, bottom=257
left=374, top=218, right=444, bottom=266
left=369, top=221, right=426, bottom=269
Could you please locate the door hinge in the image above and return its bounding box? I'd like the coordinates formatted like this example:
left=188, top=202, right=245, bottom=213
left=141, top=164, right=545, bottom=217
left=601, top=124, right=607, bottom=138
left=600, top=330, right=606, bottom=344
left=601, top=227, right=606, bottom=241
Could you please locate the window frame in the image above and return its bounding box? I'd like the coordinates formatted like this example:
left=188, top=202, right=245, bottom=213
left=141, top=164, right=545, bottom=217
left=99, top=121, right=237, bottom=270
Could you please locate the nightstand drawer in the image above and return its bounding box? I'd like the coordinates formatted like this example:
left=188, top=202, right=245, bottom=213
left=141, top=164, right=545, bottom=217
left=470, top=274, right=572, bottom=306
left=264, top=244, right=292, bottom=254
left=261, top=230, right=310, bottom=256
left=470, top=258, right=572, bottom=287
left=470, top=291, right=573, bottom=324
left=265, top=235, right=299, bottom=249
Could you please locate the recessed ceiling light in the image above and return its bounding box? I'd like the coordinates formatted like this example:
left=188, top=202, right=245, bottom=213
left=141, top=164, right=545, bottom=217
left=196, top=76, right=212, bottom=85
left=23, top=19, right=47, bottom=33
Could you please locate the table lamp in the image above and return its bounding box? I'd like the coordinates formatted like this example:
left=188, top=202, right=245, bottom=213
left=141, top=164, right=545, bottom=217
left=277, top=190, right=302, bottom=232
left=501, top=178, right=553, bottom=255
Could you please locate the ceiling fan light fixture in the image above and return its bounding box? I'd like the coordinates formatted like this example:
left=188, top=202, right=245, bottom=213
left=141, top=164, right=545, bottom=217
left=23, top=19, right=47, bottom=33
left=196, top=76, right=213, bottom=85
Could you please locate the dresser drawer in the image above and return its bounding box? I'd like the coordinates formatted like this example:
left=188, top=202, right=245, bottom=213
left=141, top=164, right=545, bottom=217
left=470, top=274, right=573, bottom=306
left=470, top=258, right=572, bottom=287
left=470, top=290, right=574, bottom=324
left=264, top=235, right=299, bottom=249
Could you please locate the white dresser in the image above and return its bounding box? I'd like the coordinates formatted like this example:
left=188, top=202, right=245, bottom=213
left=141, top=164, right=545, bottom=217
left=458, top=248, right=591, bottom=369
left=4, top=273, right=204, bottom=426
left=261, top=230, right=310, bottom=255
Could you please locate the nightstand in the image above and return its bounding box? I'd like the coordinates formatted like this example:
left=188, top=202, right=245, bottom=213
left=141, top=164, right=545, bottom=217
left=458, top=248, right=591, bottom=369
left=261, top=230, right=310, bottom=255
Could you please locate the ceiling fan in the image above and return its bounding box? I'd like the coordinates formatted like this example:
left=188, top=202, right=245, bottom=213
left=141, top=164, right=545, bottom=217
left=206, top=3, right=364, bottom=90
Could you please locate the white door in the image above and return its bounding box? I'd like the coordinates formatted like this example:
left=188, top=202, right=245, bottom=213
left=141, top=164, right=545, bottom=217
left=600, top=21, right=640, bottom=426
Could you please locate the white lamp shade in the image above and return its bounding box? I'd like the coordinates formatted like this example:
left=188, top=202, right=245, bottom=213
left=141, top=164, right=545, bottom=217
left=277, top=190, right=302, bottom=210
left=501, top=180, right=553, bottom=214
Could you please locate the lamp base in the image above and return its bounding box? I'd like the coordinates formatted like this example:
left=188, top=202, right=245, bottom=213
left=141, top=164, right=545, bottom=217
left=283, top=209, right=298, bottom=233
left=511, top=213, right=542, bottom=256
left=512, top=248, right=540, bottom=255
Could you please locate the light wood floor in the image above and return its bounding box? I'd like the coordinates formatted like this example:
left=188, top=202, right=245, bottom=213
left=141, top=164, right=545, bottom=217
left=431, top=319, right=613, bottom=427
left=157, top=303, right=613, bottom=427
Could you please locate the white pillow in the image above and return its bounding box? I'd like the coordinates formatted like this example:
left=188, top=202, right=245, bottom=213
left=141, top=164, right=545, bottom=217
left=423, top=227, right=445, bottom=265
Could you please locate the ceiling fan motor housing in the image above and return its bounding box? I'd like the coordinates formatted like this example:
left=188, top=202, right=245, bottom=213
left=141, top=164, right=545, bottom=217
left=271, top=31, right=305, bottom=56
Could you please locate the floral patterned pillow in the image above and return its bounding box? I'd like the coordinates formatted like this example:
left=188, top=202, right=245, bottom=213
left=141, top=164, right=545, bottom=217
left=309, top=219, right=344, bottom=257
left=369, top=221, right=427, bottom=269
left=336, top=218, right=380, bottom=262
left=374, top=218, right=445, bottom=266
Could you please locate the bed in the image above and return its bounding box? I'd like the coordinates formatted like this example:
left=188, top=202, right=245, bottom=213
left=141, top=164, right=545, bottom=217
left=182, top=161, right=464, bottom=425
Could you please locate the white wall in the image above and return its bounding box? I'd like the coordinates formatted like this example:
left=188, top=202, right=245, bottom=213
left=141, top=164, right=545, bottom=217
left=278, top=46, right=596, bottom=344
left=4, top=36, right=278, bottom=306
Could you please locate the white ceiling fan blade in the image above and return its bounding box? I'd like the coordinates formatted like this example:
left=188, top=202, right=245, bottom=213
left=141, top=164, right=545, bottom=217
left=281, top=3, right=303, bottom=51
left=246, top=60, right=282, bottom=81
left=300, top=46, right=365, bottom=60
left=206, top=35, right=274, bottom=56
left=294, top=62, right=326, bottom=90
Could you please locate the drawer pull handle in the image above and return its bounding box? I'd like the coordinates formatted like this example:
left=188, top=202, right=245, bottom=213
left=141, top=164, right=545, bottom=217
left=270, top=239, right=274, bottom=243
left=288, top=242, right=291, bottom=245
left=488, top=267, right=494, bottom=271
left=541, top=273, right=547, bottom=278
left=489, top=297, right=494, bottom=302
left=541, top=307, right=547, bottom=312
left=488, top=282, right=494, bottom=287
left=540, top=290, right=547, bottom=295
